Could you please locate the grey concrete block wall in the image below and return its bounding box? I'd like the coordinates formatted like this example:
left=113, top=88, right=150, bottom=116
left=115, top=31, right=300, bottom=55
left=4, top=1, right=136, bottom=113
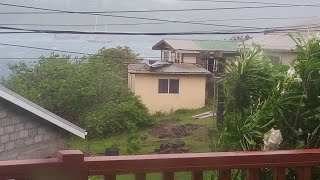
left=0, top=98, right=69, bottom=160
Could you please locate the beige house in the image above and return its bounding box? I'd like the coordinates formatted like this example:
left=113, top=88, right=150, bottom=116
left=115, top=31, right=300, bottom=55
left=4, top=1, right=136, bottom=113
left=152, top=39, right=239, bottom=73
left=244, top=33, right=299, bottom=65
left=244, top=18, right=320, bottom=65
left=128, top=63, right=211, bottom=113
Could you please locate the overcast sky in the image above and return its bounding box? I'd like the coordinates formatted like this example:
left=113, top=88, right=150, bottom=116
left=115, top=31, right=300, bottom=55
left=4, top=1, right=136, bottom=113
left=0, top=0, right=319, bottom=76
left=1, top=0, right=320, bottom=33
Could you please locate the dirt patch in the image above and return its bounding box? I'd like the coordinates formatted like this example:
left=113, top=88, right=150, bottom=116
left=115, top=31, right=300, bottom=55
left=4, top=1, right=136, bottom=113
left=155, top=139, right=189, bottom=154
left=150, top=123, right=205, bottom=139
left=171, top=124, right=204, bottom=137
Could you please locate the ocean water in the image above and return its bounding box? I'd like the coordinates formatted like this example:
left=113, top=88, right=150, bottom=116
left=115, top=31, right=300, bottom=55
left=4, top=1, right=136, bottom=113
left=0, top=34, right=162, bottom=77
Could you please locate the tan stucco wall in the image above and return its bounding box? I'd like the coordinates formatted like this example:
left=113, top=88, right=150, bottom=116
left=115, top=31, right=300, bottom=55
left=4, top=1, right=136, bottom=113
left=265, top=51, right=298, bottom=66
left=182, top=53, right=198, bottom=64
left=131, top=73, right=207, bottom=113
left=128, top=73, right=135, bottom=91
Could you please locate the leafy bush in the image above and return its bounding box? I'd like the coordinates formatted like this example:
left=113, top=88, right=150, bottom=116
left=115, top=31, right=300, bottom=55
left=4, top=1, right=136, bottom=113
left=83, top=94, right=152, bottom=137
left=4, top=47, right=152, bottom=137
left=217, top=36, right=320, bottom=152
left=126, top=126, right=141, bottom=155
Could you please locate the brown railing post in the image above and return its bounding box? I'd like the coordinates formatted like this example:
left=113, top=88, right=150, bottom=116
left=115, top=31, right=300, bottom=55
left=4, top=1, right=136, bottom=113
left=193, top=170, right=203, bottom=180
left=163, top=172, right=174, bottom=180
left=135, top=173, right=147, bottom=180
left=272, top=168, right=286, bottom=180
left=104, top=174, right=116, bottom=180
left=246, top=169, right=259, bottom=180
left=298, top=167, right=312, bottom=180
left=218, top=169, right=231, bottom=180
left=57, top=150, right=88, bottom=180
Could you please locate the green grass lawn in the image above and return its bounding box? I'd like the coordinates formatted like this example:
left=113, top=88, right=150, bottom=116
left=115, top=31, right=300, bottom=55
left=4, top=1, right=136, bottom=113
left=70, top=105, right=216, bottom=180
left=69, top=105, right=215, bottom=155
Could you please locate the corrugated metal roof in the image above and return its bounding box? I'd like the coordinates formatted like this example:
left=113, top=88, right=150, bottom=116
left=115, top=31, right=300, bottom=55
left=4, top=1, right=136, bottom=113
left=244, top=33, right=299, bottom=51
left=244, top=17, right=320, bottom=52
left=152, top=39, right=239, bottom=52
left=128, top=63, right=211, bottom=75
left=193, top=40, right=239, bottom=51
left=0, top=85, right=87, bottom=139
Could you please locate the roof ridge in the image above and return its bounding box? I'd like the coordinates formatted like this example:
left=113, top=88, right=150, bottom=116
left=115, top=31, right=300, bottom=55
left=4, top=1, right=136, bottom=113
left=0, top=85, right=87, bottom=139
left=163, top=38, right=238, bottom=42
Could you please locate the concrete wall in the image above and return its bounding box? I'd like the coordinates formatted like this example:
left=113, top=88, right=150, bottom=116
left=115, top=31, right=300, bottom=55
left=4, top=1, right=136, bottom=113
left=128, top=73, right=135, bottom=91
left=182, top=53, right=198, bottom=64
left=132, top=74, right=207, bottom=113
left=0, top=98, right=68, bottom=160
left=266, top=51, right=298, bottom=65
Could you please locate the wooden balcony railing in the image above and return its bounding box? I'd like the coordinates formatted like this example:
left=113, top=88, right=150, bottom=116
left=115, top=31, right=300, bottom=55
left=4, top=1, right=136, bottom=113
left=0, top=149, right=319, bottom=180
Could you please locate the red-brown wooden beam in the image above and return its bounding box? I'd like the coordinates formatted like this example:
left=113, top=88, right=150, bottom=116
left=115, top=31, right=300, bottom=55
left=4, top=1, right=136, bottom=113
left=104, top=174, right=116, bottom=180
left=135, top=173, right=146, bottom=180
left=163, top=172, right=174, bottom=180
left=193, top=170, right=203, bottom=180
left=219, top=169, right=231, bottom=180
left=273, top=168, right=286, bottom=180
left=246, top=169, right=259, bottom=180
left=298, top=167, right=312, bottom=180
left=84, top=149, right=320, bottom=175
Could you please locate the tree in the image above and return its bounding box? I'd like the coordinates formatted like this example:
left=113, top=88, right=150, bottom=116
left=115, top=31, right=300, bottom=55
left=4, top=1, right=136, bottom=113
left=4, top=47, right=152, bottom=137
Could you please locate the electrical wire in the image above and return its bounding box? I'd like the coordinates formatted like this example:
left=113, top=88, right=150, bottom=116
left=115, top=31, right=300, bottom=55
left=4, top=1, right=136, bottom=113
left=0, top=43, right=161, bottom=59
left=0, top=42, right=93, bottom=55
left=0, top=16, right=317, bottom=27
left=1, top=23, right=320, bottom=35
left=0, top=2, right=319, bottom=31
left=179, top=0, right=318, bottom=6
left=1, top=3, right=320, bottom=14
left=0, top=57, right=161, bottom=60
left=0, top=26, right=265, bottom=35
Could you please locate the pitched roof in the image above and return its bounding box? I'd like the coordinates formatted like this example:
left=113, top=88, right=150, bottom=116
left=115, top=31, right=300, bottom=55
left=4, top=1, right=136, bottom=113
left=0, top=85, right=87, bottom=139
left=244, top=18, right=320, bottom=52
left=128, top=63, right=212, bottom=75
left=152, top=39, right=239, bottom=52
left=244, top=33, right=299, bottom=52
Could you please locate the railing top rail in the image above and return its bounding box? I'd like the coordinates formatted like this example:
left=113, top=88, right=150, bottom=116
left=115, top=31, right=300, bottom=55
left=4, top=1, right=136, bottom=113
left=84, top=149, right=320, bottom=175
left=0, top=149, right=319, bottom=176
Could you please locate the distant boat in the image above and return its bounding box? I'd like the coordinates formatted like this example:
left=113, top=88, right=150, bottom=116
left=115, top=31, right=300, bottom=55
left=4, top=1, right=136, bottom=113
left=87, top=38, right=112, bottom=43
left=87, top=16, right=112, bottom=43
left=53, top=34, right=80, bottom=40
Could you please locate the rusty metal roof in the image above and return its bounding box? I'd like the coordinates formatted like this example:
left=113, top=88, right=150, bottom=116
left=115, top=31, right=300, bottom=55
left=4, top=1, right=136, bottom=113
left=128, top=63, right=211, bottom=75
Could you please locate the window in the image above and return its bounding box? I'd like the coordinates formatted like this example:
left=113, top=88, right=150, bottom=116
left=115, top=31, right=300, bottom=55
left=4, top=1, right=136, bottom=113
left=175, top=53, right=181, bottom=63
left=169, top=79, right=179, bottom=93
left=270, top=56, right=282, bottom=65
left=163, top=51, right=169, bottom=60
left=158, top=79, right=169, bottom=93
left=158, top=79, right=179, bottom=94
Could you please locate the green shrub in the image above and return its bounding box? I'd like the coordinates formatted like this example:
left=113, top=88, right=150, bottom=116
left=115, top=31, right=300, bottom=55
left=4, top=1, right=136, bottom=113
left=83, top=94, right=152, bottom=137
left=126, top=126, right=141, bottom=155
left=4, top=47, right=153, bottom=138
left=217, top=36, right=320, bottom=153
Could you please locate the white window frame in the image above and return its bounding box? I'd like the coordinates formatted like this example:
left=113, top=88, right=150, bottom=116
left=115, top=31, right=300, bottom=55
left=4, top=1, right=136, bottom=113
left=158, top=79, right=180, bottom=94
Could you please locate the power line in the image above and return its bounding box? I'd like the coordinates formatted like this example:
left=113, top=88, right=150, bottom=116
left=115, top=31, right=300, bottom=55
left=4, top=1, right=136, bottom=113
left=1, top=22, right=319, bottom=32
left=0, top=57, right=161, bottom=60
left=1, top=3, right=320, bottom=14
left=0, top=3, right=319, bottom=31
left=1, top=22, right=320, bottom=35
left=0, top=43, right=161, bottom=59
left=179, top=0, right=317, bottom=6
left=0, top=42, right=93, bottom=55
left=0, top=16, right=317, bottom=27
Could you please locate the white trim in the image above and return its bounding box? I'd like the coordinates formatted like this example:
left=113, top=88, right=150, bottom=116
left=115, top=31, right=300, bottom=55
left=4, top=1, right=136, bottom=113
left=0, top=86, right=87, bottom=139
